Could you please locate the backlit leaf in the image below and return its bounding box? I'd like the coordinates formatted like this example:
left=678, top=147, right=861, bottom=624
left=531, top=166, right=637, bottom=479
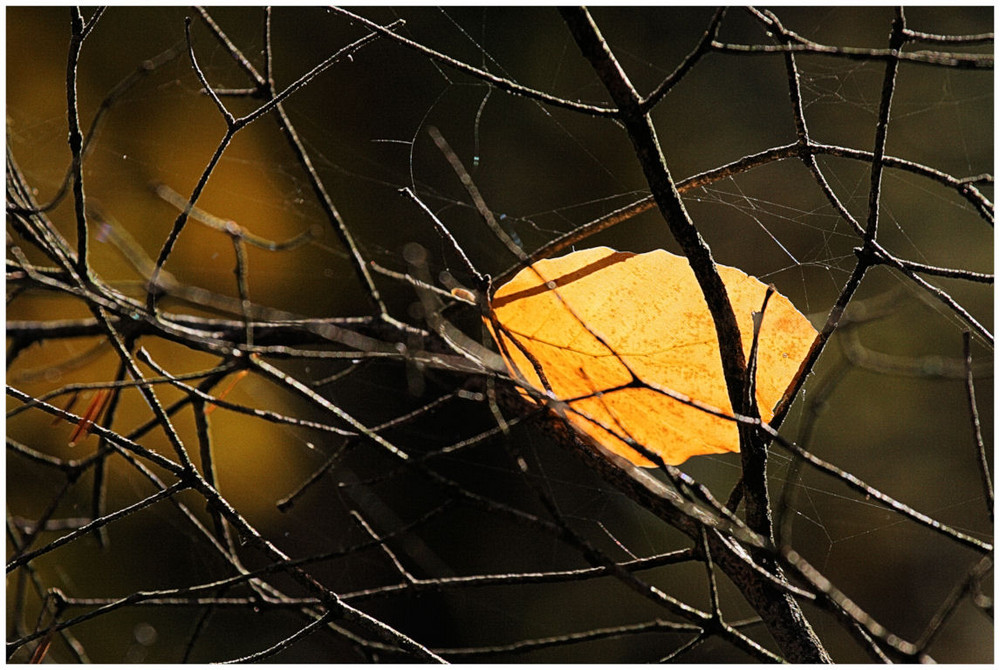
left=489, top=247, right=817, bottom=466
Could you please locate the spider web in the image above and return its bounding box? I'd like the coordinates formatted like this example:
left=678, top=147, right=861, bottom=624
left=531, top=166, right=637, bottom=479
left=6, top=6, right=993, bottom=663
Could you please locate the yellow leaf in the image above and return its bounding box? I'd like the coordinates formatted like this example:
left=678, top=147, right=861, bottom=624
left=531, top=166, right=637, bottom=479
left=488, top=247, right=817, bottom=466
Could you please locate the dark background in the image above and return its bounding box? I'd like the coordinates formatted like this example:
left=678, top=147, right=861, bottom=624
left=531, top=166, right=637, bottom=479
left=7, top=6, right=993, bottom=663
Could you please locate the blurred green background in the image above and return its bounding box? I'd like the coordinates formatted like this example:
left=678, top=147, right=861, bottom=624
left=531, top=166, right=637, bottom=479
left=7, top=6, right=992, bottom=663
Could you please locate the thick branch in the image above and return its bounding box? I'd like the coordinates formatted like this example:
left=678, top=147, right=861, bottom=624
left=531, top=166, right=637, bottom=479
left=557, top=7, right=829, bottom=663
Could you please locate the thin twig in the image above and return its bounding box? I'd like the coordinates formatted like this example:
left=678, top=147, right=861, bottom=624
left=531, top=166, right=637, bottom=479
left=329, top=7, right=619, bottom=118
left=963, top=331, right=993, bottom=520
